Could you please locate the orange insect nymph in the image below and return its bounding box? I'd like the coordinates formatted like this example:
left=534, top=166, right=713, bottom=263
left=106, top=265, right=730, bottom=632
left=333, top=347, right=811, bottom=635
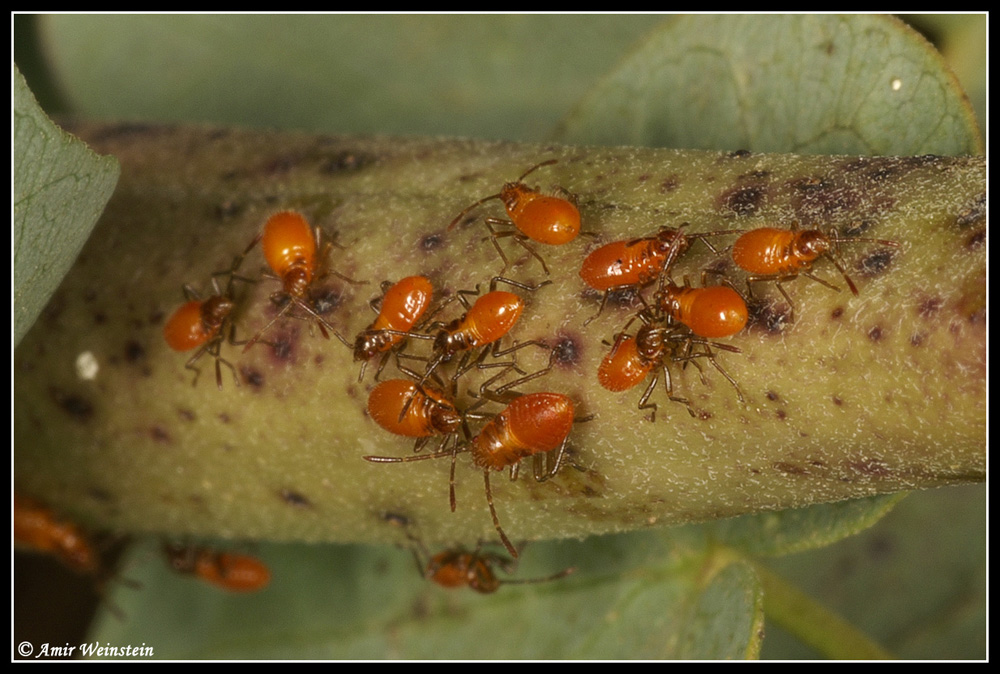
left=354, top=276, right=434, bottom=380
left=448, top=159, right=581, bottom=274
left=422, top=547, right=574, bottom=594
left=597, top=333, right=657, bottom=393
left=163, top=543, right=271, bottom=593
left=656, top=283, right=748, bottom=339
left=245, top=210, right=357, bottom=350
left=579, top=224, right=740, bottom=325
left=433, top=290, right=524, bottom=357
left=731, top=224, right=899, bottom=317
left=367, top=379, right=462, bottom=440
left=261, top=210, right=318, bottom=297
left=469, top=392, right=575, bottom=556
left=470, top=392, right=575, bottom=472
left=14, top=492, right=98, bottom=575
left=364, top=391, right=578, bottom=558
left=164, top=235, right=260, bottom=389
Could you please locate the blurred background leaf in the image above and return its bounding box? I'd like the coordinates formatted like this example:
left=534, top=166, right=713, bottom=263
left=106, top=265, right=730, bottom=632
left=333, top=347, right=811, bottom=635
left=32, top=15, right=655, bottom=139
left=554, top=15, right=982, bottom=154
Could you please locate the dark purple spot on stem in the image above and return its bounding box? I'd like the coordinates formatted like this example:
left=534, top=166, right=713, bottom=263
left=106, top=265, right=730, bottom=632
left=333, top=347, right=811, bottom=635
left=552, top=335, right=582, bottom=367
left=50, top=388, right=94, bottom=423
left=279, top=489, right=314, bottom=509
left=421, top=233, right=445, bottom=251
left=857, top=249, right=893, bottom=276
left=241, top=367, right=265, bottom=390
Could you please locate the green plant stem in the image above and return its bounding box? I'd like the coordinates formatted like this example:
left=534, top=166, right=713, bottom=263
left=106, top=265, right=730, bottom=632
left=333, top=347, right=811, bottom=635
left=14, top=126, right=985, bottom=546
left=757, top=562, right=894, bottom=660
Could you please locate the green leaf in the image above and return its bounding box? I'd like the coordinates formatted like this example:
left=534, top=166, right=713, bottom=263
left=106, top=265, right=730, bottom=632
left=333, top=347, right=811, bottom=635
left=12, top=63, right=119, bottom=345
left=91, top=533, right=763, bottom=659
left=38, top=14, right=656, bottom=140
left=556, top=15, right=982, bottom=155
left=760, top=484, right=985, bottom=659
left=709, top=493, right=907, bottom=558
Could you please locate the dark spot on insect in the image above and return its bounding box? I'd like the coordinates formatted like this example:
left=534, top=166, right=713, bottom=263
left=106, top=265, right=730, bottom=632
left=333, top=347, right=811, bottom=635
left=720, top=185, right=766, bottom=216
left=775, top=409, right=787, bottom=421
left=220, top=170, right=239, bottom=181
left=124, top=340, right=144, bottom=363
left=150, top=426, right=171, bottom=444
left=727, top=149, right=752, bottom=158
left=214, top=200, right=241, bottom=220
left=310, top=288, right=343, bottom=316
left=765, top=391, right=779, bottom=402
left=279, top=489, right=313, bottom=509
left=637, top=173, right=650, bottom=183
left=867, top=326, right=883, bottom=341
left=659, top=175, right=680, bottom=193
left=50, top=388, right=94, bottom=423
left=955, top=193, right=986, bottom=227
left=747, top=298, right=790, bottom=334
left=93, top=312, right=107, bottom=325
left=218, top=413, right=231, bottom=424
left=773, top=461, right=807, bottom=476
left=857, top=249, right=893, bottom=276
left=241, top=367, right=265, bottom=390
left=966, top=228, right=985, bottom=251
left=420, top=233, right=445, bottom=251
left=83, top=288, right=97, bottom=302
left=831, top=306, right=844, bottom=319
left=698, top=410, right=712, bottom=421
left=320, top=150, right=374, bottom=173
left=909, top=333, right=925, bottom=347
left=177, top=408, right=196, bottom=422
left=831, top=395, right=843, bottom=406
left=552, top=335, right=582, bottom=367
left=918, top=297, right=943, bottom=319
